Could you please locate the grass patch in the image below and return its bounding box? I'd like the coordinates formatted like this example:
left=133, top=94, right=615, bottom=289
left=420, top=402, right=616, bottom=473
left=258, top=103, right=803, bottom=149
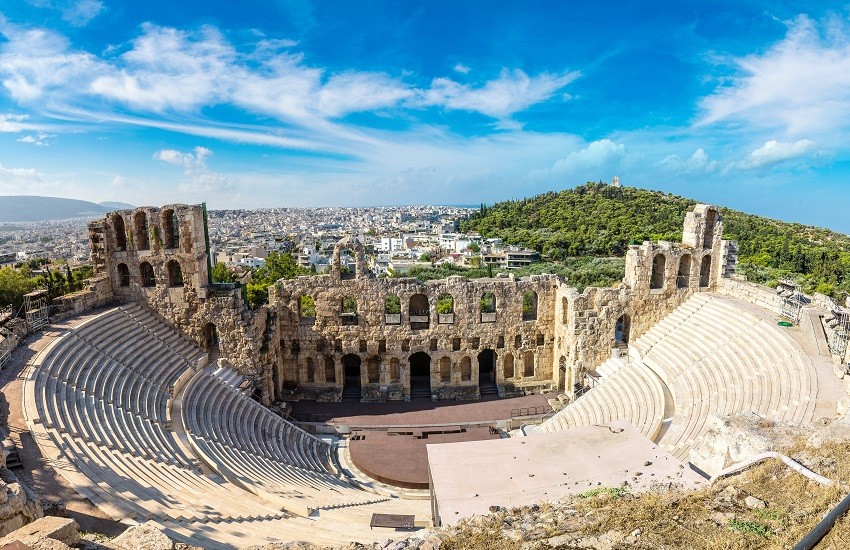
left=728, top=519, right=771, bottom=537
left=580, top=486, right=628, bottom=499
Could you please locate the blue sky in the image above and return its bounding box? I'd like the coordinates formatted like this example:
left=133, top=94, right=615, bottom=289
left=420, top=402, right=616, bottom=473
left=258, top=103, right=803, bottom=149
left=0, top=1, right=849, bottom=232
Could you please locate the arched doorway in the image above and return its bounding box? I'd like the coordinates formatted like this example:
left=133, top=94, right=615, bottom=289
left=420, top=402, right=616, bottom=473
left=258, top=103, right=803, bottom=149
left=342, top=354, right=361, bottom=399
left=615, top=314, right=630, bottom=345
left=409, top=352, right=431, bottom=398
left=204, top=323, right=219, bottom=354
left=700, top=255, right=712, bottom=287
left=478, top=349, right=497, bottom=396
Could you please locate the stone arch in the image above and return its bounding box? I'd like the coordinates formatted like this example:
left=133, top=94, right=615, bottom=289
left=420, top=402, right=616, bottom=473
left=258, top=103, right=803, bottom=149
left=409, top=352, right=431, bottom=396
left=139, top=261, right=155, bottom=287
left=503, top=353, right=514, bottom=379
left=700, top=255, right=712, bottom=287
left=615, top=314, right=630, bottom=345
left=677, top=254, right=692, bottom=289
left=523, top=351, right=535, bottom=377
left=389, top=357, right=400, bottom=383
left=385, top=294, right=401, bottom=313
left=562, top=297, right=569, bottom=324
left=650, top=254, right=666, bottom=290
left=113, top=215, right=127, bottom=250
left=703, top=208, right=718, bottom=250
left=331, top=237, right=366, bottom=280
left=305, top=357, right=315, bottom=383
left=437, top=293, right=454, bottom=313
left=117, top=263, right=130, bottom=287
left=558, top=355, right=567, bottom=391
left=342, top=354, right=361, bottom=396
left=324, top=356, right=335, bottom=383
left=367, top=357, right=380, bottom=384
left=204, top=322, right=219, bottom=352
left=409, top=293, right=429, bottom=328
left=522, top=290, right=538, bottom=321
left=341, top=295, right=358, bottom=325
left=477, top=349, right=495, bottom=386
left=480, top=292, right=496, bottom=313
left=166, top=260, right=183, bottom=287
left=162, top=209, right=179, bottom=249
left=439, top=356, right=451, bottom=382
left=460, top=356, right=472, bottom=382
left=134, top=211, right=150, bottom=251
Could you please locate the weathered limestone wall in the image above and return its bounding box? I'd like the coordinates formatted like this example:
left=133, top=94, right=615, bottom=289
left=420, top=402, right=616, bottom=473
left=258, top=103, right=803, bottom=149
left=0, top=448, right=42, bottom=537
left=715, top=277, right=783, bottom=314
left=270, top=265, right=560, bottom=401
left=92, top=205, right=270, bottom=399
left=50, top=275, right=112, bottom=321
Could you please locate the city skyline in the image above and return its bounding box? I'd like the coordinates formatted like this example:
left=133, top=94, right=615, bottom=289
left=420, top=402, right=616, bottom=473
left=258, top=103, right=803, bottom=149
left=1, top=1, right=849, bottom=232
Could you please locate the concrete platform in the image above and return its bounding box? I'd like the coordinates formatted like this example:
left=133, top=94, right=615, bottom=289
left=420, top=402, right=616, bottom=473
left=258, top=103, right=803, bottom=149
left=427, top=419, right=706, bottom=526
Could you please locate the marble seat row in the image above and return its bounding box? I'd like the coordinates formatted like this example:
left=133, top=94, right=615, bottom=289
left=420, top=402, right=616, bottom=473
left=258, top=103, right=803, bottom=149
left=181, top=366, right=387, bottom=512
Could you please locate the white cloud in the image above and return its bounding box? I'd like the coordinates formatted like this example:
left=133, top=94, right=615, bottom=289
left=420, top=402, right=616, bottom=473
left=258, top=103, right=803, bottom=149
left=0, top=113, right=27, bottom=132
left=0, top=162, right=56, bottom=193
left=110, top=175, right=126, bottom=187
left=732, top=139, right=820, bottom=170
left=453, top=63, right=470, bottom=74
left=550, top=139, right=627, bottom=174
left=61, top=0, right=104, bottom=27
left=699, top=14, right=850, bottom=134
left=659, top=148, right=718, bottom=173
left=16, top=132, right=56, bottom=146
left=154, top=146, right=234, bottom=194
left=420, top=68, right=580, bottom=120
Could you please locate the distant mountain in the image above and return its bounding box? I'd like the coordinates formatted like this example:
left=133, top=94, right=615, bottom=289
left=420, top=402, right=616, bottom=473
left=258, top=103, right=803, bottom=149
left=99, top=201, right=135, bottom=210
left=0, top=196, right=113, bottom=222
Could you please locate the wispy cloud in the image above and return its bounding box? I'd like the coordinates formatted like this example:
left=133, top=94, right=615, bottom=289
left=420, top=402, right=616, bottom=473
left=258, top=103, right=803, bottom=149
left=659, top=148, right=718, bottom=173
left=0, top=113, right=28, bottom=132
left=730, top=139, right=821, bottom=170
left=699, top=14, right=850, bottom=135
left=453, top=63, right=470, bottom=74
left=0, top=162, right=56, bottom=193
left=16, top=131, right=56, bottom=146
left=154, top=146, right=235, bottom=194
left=61, top=0, right=104, bottom=27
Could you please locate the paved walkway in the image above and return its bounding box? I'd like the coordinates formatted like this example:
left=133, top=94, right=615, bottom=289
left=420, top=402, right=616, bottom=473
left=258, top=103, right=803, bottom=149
left=290, top=392, right=556, bottom=427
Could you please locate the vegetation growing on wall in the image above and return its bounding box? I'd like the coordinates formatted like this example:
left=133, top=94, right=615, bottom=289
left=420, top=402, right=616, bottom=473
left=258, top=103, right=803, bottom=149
left=461, top=183, right=850, bottom=300
left=0, top=262, right=94, bottom=313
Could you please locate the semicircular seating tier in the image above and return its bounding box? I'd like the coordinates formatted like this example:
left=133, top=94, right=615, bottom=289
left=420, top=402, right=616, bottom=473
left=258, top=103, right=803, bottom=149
left=180, top=364, right=389, bottom=512
left=536, top=292, right=819, bottom=461
left=23, top=304, right=417, bottom=549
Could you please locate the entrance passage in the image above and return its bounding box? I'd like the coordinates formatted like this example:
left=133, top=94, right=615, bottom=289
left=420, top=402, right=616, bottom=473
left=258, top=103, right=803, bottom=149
left=478, top=349, right=498, bottom=396
left=342, top=354, right=361, bottom=399
left=409, top=352, right=431, bottom=399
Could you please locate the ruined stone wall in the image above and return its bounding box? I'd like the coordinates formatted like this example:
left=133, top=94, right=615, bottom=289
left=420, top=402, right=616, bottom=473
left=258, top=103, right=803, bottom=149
left=50, top=276, right=112, bottom=321
left=270, top=269, right=560, bottom=401
left=714, top=278, right=783, bottom=314
left=554, top=204, right=734, bottom=393
left=93, top=205, right=269, bottom=398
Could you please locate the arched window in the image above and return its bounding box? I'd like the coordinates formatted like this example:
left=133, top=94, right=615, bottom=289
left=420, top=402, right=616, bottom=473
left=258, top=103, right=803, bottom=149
left=460, top=356, right=472, bottom=381
left=523, top=351, right=534, bottom=377
left=503, top=353, right=514, bottom=379
left=437, top=293, right=454, bottom=313
left=678, top=255, right=692, bottom=289
left=140, top=262, right=155, bottom=287
left=117, top=263, right=130, bottom=287
left=134, top=211, right=150, bottom=251
left=204, top=323, right=219, bottom=352
left=162, top=209, right=179, bottom=249
left=300, top=295, right=316, bottom=323
left=439, top=356, right=451, bottom=382
left=650, top=254, right=666, bottom=289
left=367, top=357, right=380, bottom=383
left=114, top=215, right=127, bottom=250
left=167, top=260, right=183, bottom=287
left=703, top=208, right=717, bottom=250
left=341, top=295, right=357, bottom=326
left=409, top=293, right=429, bottom=328
left=700, top=255, right=712, bottom=287
left=324, top=356, right=335, bottom=383
left=522, top=290, right=538, bottom=321
left=305, top=358, right=315, bottom=383
left=480, top=291, right=496, bottom=322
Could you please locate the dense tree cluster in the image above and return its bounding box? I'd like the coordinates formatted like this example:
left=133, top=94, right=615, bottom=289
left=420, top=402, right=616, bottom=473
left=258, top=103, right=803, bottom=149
left=0, top=261, right=94, bottom=313
left=461, top=183, right=850, bottom=301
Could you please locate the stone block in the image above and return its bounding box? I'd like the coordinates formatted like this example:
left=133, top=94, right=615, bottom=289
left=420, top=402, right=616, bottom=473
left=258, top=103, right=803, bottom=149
left=0, top=517, right=79, bottom=548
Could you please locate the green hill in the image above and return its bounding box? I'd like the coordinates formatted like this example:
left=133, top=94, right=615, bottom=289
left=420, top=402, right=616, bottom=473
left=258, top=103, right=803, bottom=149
left=460, top=183, right=850, bottom=300
left=0, top=196, right=113, bottom=222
